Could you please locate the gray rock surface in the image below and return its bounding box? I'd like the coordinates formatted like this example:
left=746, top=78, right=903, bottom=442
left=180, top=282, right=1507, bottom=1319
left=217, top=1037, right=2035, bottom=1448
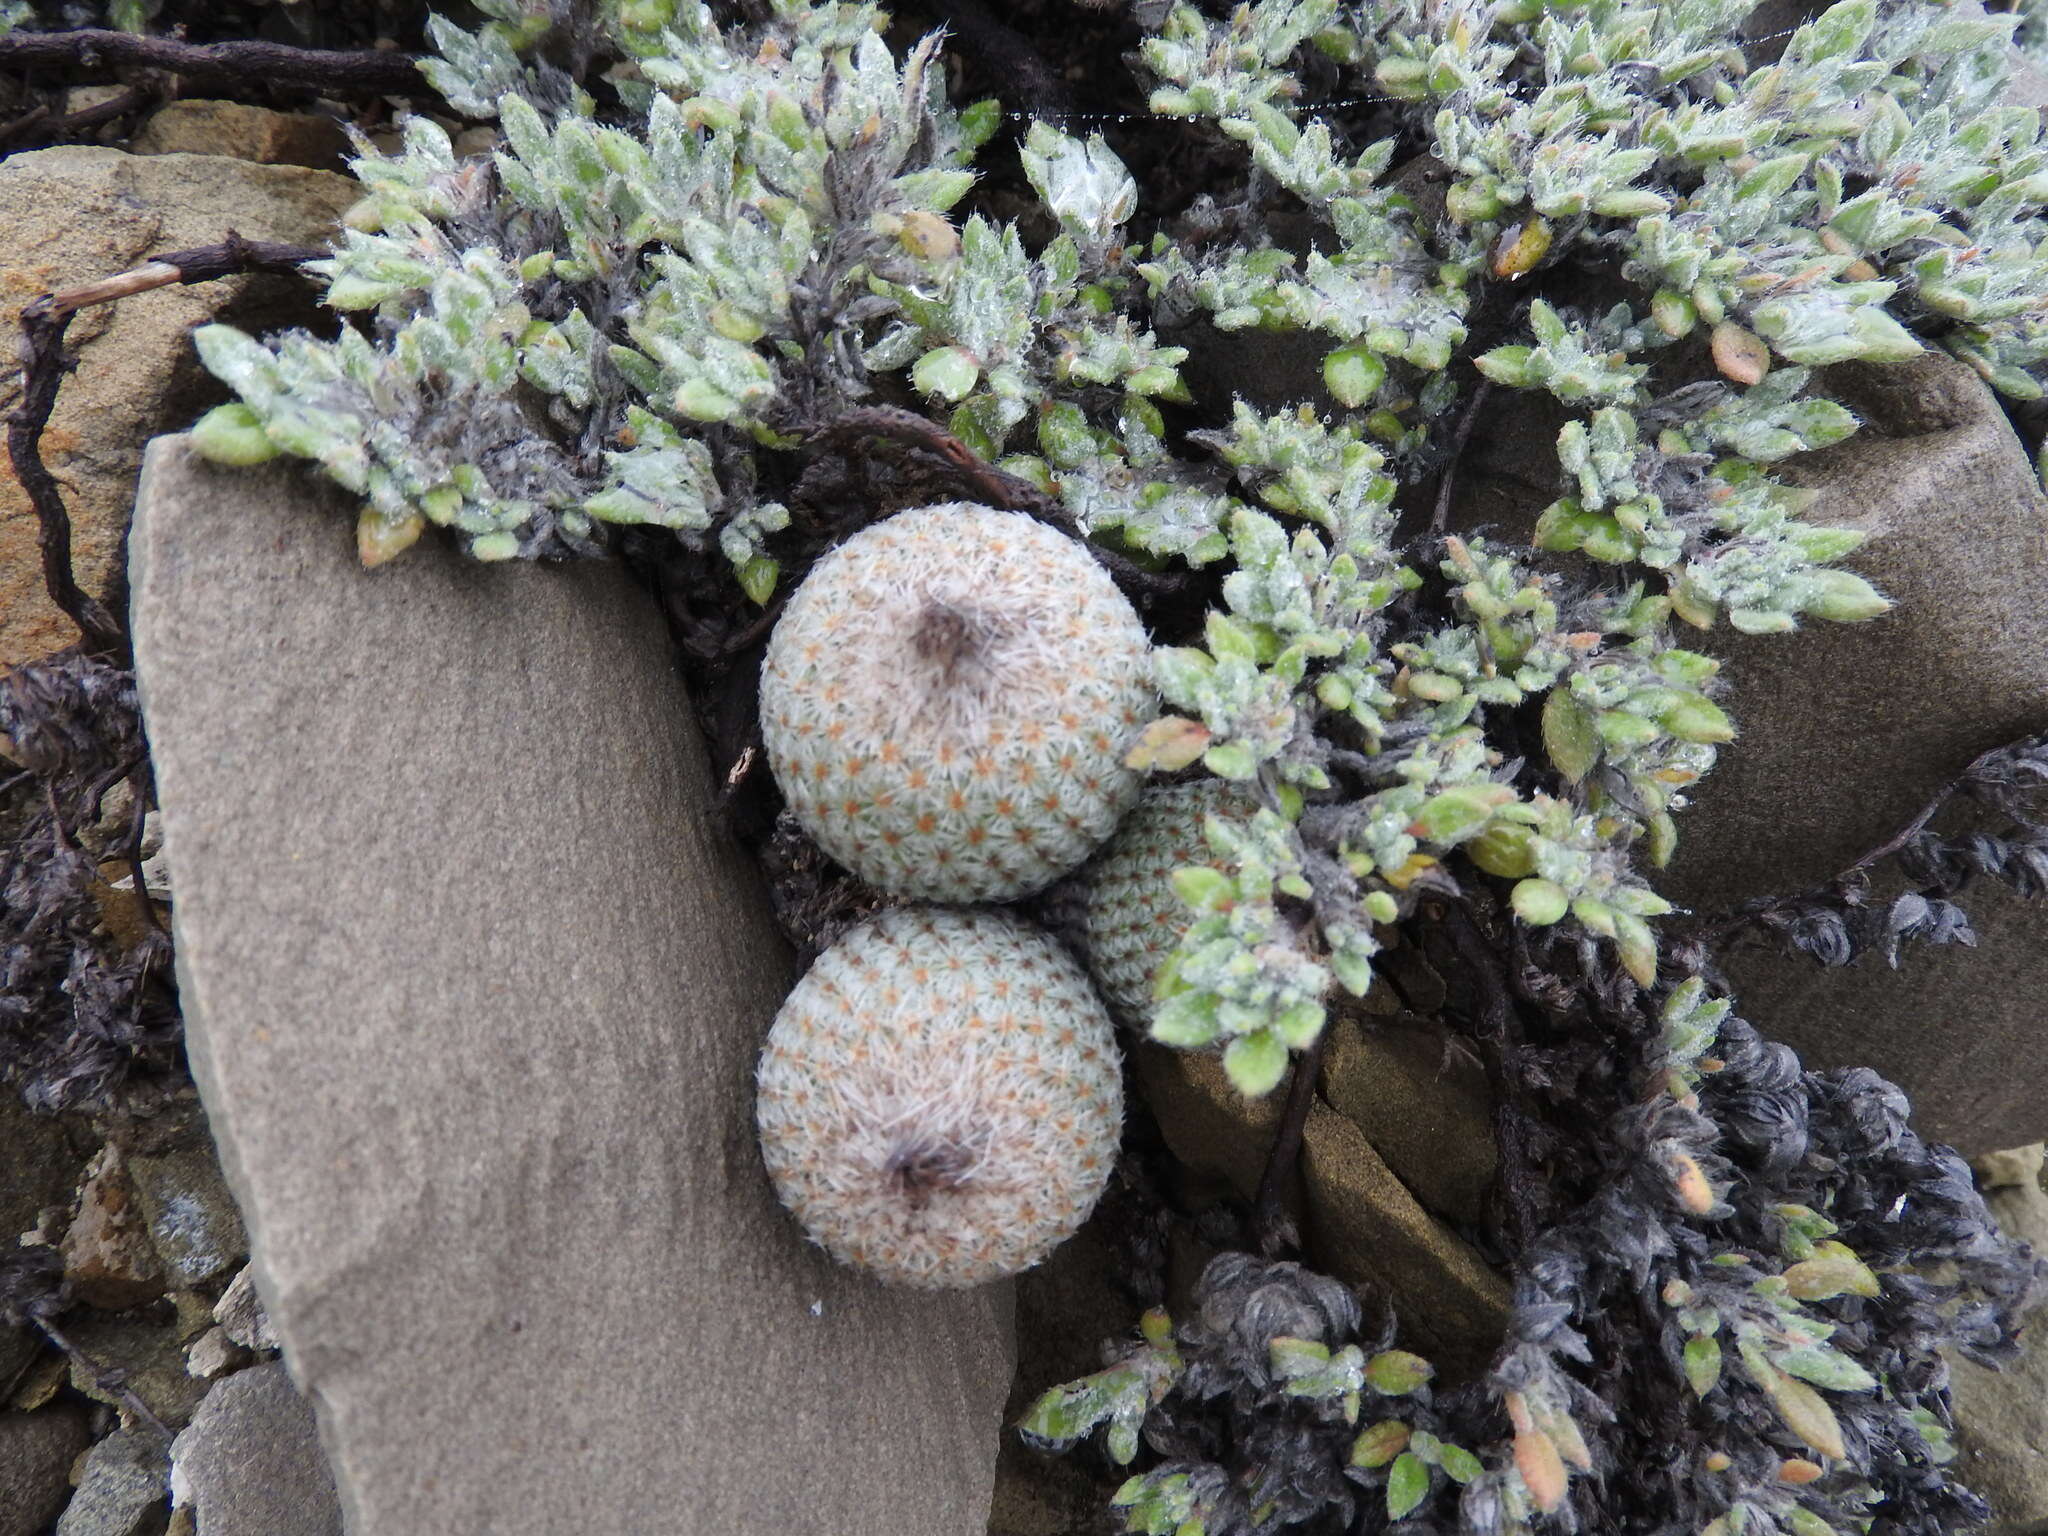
left=1134, top=1043, right=1507, bottom=1377
left=55, top=1429, right=168, bottom=1536
left=169, top=1362, right=339, bottom=1536
left=64, top=1311, right=212, bottom=1430
left=1317, top=1013, right=1495, bottom=1229
left=0, top=1405, right=93, bottom=1536
left=1299, top=1105, right=1508, bottom=1380
left=1660, top=353, right=2048, bottom=1155
left=209, top=1269, right=274, bottom=1354
left=1950, top=1145, right=2048, bottom=1529
left=129, top=436, right=1014, bottom=1535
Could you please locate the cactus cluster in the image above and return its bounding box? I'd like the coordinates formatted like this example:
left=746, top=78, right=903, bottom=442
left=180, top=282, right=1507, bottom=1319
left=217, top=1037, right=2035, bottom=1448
left=752, top=504, right=1146, bottom=1287
left=178, top=0, right=2048, bottom=1531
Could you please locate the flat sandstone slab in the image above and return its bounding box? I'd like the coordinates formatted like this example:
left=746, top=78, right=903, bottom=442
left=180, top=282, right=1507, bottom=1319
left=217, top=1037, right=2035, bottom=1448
left=131, top=436, right=1014, bottom=1534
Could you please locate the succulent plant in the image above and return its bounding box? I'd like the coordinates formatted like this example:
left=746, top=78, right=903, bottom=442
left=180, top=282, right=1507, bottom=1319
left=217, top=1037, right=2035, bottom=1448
left=754, top=905, right=1123, bottom=1288
left=759, top=502, right=1155, bottom=902
left=1080, top=780, right=1259, bottom=1027
left=163, top=0, right=2048, bottom=1528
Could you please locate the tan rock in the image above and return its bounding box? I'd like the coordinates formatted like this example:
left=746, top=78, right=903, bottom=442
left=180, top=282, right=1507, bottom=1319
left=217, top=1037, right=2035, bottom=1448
left=211, top=1267, right=275, bottom=1353
left=1317, top=1012, right=1496, bottom=1228
left=87, top=876, right=163, bottom=954
left=9, top=1353, right=67, bottom=1413
left=182, top=1327, right=246, bottom=1380
left=1949, top=1144, right=2048, bottom=1527
left=62, top=86, right=132, bottom=116
left=1134, top=1043, right=1507, bottom=1379
left=1133, top=1042, right=1285, bottom=1205
left=0, top=147, right=355, bottom=666
left=60, top=1145, right=165, bottom=1312
left=127, top=1139, right=247, bottom=1289
left=1299, top=1106, right=1509, bottom=1381
left=450, top=126, right=501, bottom=160
left=167, top=1289, right=216, bottom=1345
left=1974, top=1143, right=2046, bottom=1193
left=130, top=100, right=349, bottom=170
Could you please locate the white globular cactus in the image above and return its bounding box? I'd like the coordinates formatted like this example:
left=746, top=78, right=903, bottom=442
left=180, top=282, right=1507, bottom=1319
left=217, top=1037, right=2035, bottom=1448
left=759, top=502, right=1155, bottom=903
left=1081, top=780, right=1258, bottom=1026
left=755, top=906, right=1123, bottom=1288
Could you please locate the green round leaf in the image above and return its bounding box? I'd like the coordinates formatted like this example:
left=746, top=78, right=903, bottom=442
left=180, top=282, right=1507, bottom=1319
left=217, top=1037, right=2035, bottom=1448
left=1222, top=1029, right=1289, bottom=1096
left=1364, top=1349, right=1435, bottom=1395
left=912, top=345, right=981, bottom=403
left=1512, top=877, right=1570, bottom=926
left=1323, top=345, right=1387, bottom=408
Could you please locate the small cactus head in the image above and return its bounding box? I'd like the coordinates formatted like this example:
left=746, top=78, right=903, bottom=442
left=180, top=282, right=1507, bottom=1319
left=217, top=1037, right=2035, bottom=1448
left=1081, top=780, right=1258, bottom=1026
left=759, top=502, right=1155, bottom=902
left=755, top=906, right=1123, bottom=1288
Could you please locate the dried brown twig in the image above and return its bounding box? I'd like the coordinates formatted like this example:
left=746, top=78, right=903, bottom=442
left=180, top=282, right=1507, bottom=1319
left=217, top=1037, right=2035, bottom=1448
left=812, top=405, right=1193, bottom=600
left=31, top=235, right=329, bottom=319
left=33, top=1314, right=172, bottom=1440
left=0, top=1251, right=169, bottom=1439
left=0, top=81, right=158, bottom=154
left=1251, top=1022, right=1329, bottom=1257
left=7, top=234, right=327, bottom=660
left=0, top=28, right=426, bottom=98
left=812, top=405, right=1048, bottom=515
left=1428, top=378, right=1491, bottom=539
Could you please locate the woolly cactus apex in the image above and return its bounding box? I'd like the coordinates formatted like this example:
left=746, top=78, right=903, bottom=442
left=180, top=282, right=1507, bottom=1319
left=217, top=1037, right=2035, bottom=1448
left=754, top=906, right=1123, bottom=1288
left=1081, top=780, right=1258, bottom=1025
left=759, top=502, right=1155, bottom=902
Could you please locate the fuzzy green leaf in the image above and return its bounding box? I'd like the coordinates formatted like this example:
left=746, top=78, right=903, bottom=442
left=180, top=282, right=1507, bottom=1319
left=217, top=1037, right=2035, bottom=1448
left=1386, top=1452, right=1430, bottom=1520
left=1512, top=878, right=1571, bottom=927
left=1365, top=1350, right=1435, bottom=1395
left=1223, top=1029, right=1289, bottom=1095
left=1684, top=1335, right=1722, bottom=1397
left=1542, top=688, right=1600, bottom=783
left=1352, top=1420, right=1411, bottom=1468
